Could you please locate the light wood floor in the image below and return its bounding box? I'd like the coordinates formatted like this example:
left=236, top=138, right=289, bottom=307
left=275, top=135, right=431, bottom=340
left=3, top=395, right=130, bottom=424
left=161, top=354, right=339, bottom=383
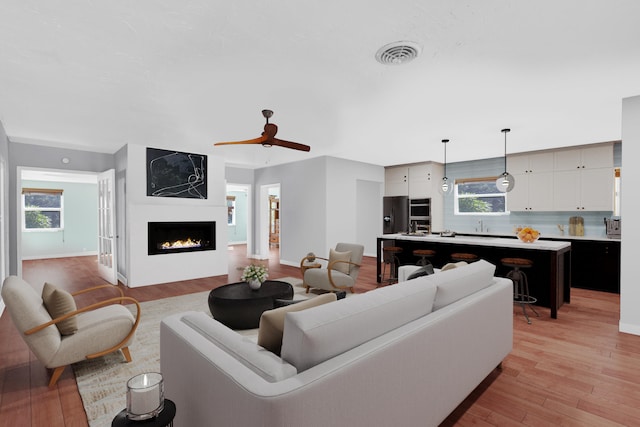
left=2, top=246, right=640, bottom=426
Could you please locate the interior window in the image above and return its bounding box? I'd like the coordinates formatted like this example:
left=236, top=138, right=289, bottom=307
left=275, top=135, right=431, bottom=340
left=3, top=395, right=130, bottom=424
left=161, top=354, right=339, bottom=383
left=22, top=188, right=64, bottom=230
left=454, top=178, right=507, bottom=215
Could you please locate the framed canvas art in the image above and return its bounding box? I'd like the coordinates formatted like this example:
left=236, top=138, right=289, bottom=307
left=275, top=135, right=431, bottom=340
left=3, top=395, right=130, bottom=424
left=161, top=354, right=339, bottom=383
left=146, top=148, right=207, bottom=199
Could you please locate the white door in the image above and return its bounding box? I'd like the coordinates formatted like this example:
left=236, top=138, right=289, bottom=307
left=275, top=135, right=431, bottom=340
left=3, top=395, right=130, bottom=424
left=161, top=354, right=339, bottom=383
left=97, top=169, right=117, bottom=284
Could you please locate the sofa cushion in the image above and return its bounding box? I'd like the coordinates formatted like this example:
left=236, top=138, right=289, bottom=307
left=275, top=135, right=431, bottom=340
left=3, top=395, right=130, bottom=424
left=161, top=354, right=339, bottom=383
left=182, top=312, right=297, bottom=382
left=281, top=276, right=437, bottom=371
left=329, top=248, right=352, bottom=274
left=431, top=259, right=496, bottom=311
left=258, top=293, right=337, bottom=355
left=42, top=282, right=78, bottom=335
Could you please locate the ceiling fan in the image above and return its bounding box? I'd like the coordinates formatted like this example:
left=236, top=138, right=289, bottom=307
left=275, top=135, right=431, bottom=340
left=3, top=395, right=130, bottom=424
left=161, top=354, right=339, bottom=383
left=214, top=110, right=311, bottom=152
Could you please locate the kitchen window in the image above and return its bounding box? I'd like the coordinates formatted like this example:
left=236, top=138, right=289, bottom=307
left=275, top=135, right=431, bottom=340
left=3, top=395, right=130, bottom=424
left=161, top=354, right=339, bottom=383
left=454, top=177, right=508, bottom=215
left=22, top=188, right=64, bottom=231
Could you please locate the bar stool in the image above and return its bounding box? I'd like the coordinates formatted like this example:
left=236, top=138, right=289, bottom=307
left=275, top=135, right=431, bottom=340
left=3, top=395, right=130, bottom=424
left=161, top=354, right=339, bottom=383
left=413, top=249, right=436, bottom=266
left=501, top=257, right=539, bottom=324
left=451, top=253, right=479, bottom=263
left=382, top=246, right=403, bottom=283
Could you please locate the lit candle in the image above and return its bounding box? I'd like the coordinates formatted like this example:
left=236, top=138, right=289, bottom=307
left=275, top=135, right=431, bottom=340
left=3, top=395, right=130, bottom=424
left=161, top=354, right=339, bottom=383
left=126, top=373, right=164, bottom=419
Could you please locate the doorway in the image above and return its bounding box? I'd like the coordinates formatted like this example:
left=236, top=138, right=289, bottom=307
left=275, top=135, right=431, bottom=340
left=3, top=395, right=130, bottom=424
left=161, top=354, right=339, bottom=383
left=226, top=183, right=251, bottom=250
left=16, top=167, right=100, bottom=278
left=259, top=184, right=280, bottom=260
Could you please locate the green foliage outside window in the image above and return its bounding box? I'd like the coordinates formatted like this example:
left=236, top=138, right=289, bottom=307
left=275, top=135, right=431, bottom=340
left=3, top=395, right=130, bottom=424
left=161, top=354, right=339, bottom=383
left=456, top=180, right=507, bottom=214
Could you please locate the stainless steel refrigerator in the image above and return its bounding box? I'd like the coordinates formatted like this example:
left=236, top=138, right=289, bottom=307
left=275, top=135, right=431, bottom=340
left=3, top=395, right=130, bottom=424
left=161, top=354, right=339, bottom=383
left=383, top=196, right=409, bottom=234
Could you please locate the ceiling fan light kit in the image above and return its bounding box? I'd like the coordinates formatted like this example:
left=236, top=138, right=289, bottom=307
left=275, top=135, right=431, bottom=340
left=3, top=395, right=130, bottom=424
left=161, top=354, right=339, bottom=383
left=496, top=128, right=515, bottom=193
left=214, top=110, right=311, bottom=152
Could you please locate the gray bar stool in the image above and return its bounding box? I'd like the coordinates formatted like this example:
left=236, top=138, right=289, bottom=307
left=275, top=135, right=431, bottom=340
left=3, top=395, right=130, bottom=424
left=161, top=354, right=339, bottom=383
left=451, top=253, right=479, bottom=263
left=501, top=257, right=539, bottom=324
left=413, top=249, right=436, bottom=266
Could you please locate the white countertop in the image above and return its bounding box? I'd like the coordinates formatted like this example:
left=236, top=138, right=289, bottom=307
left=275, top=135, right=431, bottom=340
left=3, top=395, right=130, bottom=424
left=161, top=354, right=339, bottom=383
left=381, top=233, right=571, bottom=251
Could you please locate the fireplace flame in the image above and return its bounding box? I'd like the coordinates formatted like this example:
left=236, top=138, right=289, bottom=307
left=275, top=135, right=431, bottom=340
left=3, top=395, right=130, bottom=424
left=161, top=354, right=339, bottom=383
left=161, top=238, right=202, bottom=250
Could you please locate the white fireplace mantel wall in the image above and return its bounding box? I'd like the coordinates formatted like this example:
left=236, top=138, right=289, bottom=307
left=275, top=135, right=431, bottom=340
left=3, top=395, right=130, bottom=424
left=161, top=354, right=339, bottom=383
left=125, top=144, right=228, bottom=287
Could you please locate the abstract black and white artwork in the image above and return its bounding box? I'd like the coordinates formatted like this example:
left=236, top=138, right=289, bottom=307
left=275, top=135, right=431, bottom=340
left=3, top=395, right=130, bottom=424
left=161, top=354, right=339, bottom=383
left=146, top=148, right=207, bottom=199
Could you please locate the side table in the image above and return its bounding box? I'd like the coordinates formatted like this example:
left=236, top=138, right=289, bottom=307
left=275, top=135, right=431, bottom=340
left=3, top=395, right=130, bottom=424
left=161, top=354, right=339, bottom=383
left=112, top=399, right=176, bottom=427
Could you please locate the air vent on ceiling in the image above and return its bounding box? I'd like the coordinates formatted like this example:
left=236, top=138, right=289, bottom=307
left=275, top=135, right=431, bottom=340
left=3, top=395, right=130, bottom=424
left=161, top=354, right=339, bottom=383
left=375, top=41, right=421, bottom=65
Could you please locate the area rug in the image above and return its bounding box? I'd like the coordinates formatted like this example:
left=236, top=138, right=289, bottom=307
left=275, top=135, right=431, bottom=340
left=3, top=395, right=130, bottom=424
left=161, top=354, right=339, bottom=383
left=73, top=276, right=310, bottom=426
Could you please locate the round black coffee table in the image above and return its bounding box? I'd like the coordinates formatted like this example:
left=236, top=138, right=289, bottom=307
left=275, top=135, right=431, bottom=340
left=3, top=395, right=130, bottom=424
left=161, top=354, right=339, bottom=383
left=208, top=280, right=294, bottom=329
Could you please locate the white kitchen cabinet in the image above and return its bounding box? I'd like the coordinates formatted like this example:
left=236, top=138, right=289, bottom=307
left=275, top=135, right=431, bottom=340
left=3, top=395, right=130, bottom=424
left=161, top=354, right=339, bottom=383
left=554, top=144, right=613, bottom=171
left=554, top=168, right=614, bottom=211
left=508, top=171, right=554, bottom=211
left=506, top=151, right=554, bottom=211
left=408, top=162, right=443, bottom=198
left=384, top=166, right=408, bottom=196
left=507, top=151, right=555, bottom=174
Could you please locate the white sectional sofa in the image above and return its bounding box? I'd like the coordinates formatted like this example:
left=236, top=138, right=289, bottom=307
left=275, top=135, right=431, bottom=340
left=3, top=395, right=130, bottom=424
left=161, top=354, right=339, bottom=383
left=160, top=260, right=513, bottom=427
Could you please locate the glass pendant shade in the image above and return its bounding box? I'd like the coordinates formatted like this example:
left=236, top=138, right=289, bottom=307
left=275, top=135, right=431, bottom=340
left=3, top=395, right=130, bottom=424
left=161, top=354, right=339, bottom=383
left=496, top=128, right=515, bottom=193
left=496, top=172, right=515, bottom=192
left=439, top=139, right=453, bottom=195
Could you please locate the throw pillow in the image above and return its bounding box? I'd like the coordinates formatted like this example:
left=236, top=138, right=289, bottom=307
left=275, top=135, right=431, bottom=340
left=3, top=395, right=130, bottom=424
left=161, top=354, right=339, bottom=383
left=258, top=293, right=337, bottom=355
left=440, top=261, right=468, bottom=271
left=406, top=264, right=435, bottom=280
left=42, top=282, right=78, bottom=335
left=329, top=248, right=352, bottom=275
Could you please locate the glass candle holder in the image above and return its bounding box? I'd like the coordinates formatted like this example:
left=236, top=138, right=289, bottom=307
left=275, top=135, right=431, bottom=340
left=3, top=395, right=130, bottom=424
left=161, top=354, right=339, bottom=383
left=126, top=372, right=164, bottom=421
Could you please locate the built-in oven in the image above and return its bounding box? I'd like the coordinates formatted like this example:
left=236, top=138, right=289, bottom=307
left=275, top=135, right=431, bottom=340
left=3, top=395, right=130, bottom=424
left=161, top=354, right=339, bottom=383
left=409, top=198, right=431, bottom=233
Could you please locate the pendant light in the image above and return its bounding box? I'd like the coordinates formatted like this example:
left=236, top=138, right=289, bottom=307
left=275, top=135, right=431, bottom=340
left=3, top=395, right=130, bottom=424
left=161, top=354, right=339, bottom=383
left=440, top=139, right=453, bottom=195
left=496, top=128, right=515, bottom=192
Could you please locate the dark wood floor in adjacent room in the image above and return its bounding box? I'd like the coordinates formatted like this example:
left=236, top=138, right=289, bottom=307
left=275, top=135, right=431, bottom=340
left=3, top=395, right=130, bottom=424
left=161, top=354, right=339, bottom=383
left=1, top=246, right=640, bottom=426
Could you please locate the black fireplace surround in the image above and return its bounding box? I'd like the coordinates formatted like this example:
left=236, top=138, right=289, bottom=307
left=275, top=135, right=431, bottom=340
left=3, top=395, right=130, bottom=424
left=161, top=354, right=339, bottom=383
left=148, top=221, right=216, bottom=255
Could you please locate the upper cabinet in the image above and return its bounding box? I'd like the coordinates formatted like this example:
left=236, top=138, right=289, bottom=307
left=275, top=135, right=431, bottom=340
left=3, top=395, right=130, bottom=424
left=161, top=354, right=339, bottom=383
left=384, top=163, right=444, bottom=198
left=554, top=144, right=614, bottom=171
left=508, top=151, right=555, bottom=174
left=508, top=142, right=614, bottom=212
left=507, top=151, right=555, bottom=211
left=384, top=166, right=408, bottom=196
left=408, top=163, right=443, bottom=198
left=553, top=144, right=614, bottom=211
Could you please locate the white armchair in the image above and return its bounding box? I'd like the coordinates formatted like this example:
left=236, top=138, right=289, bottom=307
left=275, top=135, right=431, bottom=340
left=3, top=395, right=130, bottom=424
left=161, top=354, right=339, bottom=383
left=1, top=276, right=140, bottom=387
left=300, top=243, right=364, bottom=293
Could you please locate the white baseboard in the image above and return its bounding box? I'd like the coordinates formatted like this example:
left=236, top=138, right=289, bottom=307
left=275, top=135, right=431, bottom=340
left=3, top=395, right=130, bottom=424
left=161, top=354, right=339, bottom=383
left=22, top=251, right=98, bottom=261
left=619, top=321, right=640, bottom=336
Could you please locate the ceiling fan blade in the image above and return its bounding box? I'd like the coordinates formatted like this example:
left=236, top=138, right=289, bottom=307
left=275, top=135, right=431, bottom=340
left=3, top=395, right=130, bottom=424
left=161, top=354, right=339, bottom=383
left=270, top=138, right=311, bottom=152
left=214, top=135, right=268, bottom=146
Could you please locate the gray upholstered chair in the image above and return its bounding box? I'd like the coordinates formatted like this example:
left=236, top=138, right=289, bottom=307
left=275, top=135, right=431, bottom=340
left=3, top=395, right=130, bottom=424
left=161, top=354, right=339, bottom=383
left=1, top=276, right=140, bottom=387
left=299, top=243, right=364, bottom=293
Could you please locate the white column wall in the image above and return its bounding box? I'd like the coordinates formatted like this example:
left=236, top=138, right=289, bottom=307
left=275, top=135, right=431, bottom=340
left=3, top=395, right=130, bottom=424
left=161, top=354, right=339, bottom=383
left=620, top=95, right=640, bottom=335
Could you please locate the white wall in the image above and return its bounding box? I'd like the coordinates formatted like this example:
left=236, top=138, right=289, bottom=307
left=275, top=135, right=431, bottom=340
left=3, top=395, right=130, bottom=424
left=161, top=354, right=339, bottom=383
left=125, top=144, right=228, bottom=287
left=254, top=156, right=384, bottom=266
left=620, top=95, right=640, bottom=335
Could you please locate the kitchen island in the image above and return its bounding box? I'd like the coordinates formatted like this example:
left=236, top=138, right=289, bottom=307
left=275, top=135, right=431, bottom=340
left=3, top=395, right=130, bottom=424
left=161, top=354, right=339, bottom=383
left=377, top=233, right=572, bottom=319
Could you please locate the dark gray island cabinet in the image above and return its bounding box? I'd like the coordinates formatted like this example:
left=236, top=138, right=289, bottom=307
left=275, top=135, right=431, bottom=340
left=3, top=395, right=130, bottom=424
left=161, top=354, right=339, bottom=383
left=377, top=234, right=571, bottom=319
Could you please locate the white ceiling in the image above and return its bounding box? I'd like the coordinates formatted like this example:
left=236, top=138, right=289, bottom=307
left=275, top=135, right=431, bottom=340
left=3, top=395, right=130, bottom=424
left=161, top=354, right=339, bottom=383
left=1, top=1, right=639, bottom=168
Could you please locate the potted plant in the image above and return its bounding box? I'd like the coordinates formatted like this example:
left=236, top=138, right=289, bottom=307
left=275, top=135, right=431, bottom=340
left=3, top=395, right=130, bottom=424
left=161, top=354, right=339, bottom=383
left=241, top=264, right=268, bottom=290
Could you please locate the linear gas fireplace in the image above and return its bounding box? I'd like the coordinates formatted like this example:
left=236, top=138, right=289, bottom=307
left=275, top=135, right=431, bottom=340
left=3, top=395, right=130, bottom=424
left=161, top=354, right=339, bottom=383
left=148, top=221, right=216, bottom=255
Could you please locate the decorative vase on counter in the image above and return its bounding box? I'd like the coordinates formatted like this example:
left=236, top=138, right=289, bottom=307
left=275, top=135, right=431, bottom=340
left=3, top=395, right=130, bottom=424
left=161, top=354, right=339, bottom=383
left=248, top=279, right=262, bottom=290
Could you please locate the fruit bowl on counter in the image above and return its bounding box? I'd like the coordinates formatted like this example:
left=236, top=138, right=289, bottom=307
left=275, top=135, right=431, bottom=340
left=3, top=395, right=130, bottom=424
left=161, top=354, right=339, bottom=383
left=517, top=227, right=540, bottom=243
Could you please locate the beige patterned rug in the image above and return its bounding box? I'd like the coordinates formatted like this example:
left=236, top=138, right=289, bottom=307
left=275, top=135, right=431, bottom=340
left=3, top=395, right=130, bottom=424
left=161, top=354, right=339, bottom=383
left=73, top=276, right=308, bottom=427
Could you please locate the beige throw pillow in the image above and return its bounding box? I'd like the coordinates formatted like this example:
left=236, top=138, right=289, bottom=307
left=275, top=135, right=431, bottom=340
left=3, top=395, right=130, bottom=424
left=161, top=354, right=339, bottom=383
left=440, top=261, right=468, bottom=271
left=42, top=282, right=79, bottom=336
left=329, top=248, right=352, bottom=275
left=258, top=293, right=337, bottom=355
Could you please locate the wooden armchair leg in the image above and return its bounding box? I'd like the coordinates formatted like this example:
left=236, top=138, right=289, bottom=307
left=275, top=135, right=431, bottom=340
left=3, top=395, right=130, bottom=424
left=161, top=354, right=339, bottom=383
left=121, top=346, right=132, bottom=363
left=49, top=366, right=66, bottom=388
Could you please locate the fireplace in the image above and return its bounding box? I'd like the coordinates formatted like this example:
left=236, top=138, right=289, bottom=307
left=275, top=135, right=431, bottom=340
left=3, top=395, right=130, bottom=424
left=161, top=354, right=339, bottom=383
left=148, top=221, right=216, bottom=255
